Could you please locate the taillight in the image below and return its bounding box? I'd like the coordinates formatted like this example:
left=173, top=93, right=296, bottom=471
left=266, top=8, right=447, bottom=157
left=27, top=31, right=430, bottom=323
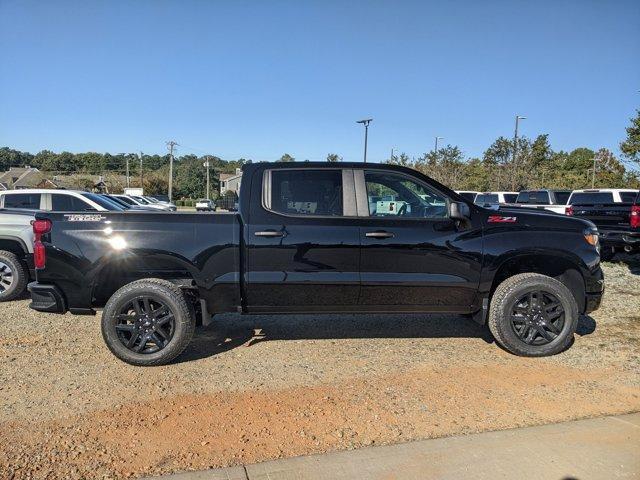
left=31, top=219, right=52, bottom=269
left=565, top=206, right=574, bottom=216
left=631, top=205, right=640, bottom=229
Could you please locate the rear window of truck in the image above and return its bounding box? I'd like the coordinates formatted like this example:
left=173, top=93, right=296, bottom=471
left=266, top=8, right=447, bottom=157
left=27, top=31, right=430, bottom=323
left=269, top=169, right=343, bottom=216
left=517, top=191, right=550, bottom=204
left=620, top=191, right=639, bottom=203
left=475, top=194, right=499, bottom=204
left=570, top=192, right=614, bottom=204
left=3, top=193, right=41, bottom=209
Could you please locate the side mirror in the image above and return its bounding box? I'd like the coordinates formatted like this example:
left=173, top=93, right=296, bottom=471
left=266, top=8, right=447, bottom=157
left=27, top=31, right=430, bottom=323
left=449, top=201, right=470, bottom=221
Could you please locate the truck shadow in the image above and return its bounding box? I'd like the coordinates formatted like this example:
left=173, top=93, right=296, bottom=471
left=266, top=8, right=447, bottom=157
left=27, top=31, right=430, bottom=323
left=176, top=313, right=597, bottom=364
left=606, top=253, right=640, bottom=275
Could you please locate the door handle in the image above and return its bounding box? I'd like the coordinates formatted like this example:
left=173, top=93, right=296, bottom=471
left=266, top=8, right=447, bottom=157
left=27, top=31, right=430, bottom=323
left=365, top=231, right=394, bottom=239
left=255, top=230, right=285, bottom=238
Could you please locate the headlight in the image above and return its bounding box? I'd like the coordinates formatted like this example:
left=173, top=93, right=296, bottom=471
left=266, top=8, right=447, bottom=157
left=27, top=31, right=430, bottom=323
left=584, top=227, right=599, bottom=248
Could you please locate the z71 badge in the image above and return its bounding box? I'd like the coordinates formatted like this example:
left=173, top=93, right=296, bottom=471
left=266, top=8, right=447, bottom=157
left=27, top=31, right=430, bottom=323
left=487, top=215, right=517, bottom=223
left=64, top=214, right=106, bottom=222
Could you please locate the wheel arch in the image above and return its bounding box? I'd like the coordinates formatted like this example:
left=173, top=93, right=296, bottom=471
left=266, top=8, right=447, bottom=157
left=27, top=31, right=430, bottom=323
left=0, top=237, right=29, bottom=257
left=490, top=254, right=586, bottom=313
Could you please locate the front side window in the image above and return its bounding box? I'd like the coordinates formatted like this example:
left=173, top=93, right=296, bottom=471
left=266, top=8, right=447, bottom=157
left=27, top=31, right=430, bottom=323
left=3, top=193, right=41, bottom=209
left=269, top=169, right=343, bottom=216
left=365, top=171, right=447, bottom=219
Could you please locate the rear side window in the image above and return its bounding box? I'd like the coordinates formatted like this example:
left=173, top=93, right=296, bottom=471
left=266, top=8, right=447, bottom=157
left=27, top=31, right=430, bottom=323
left=503, top=194, right=518, bottom=203
left=269, top=170, right=343, bottom=216
left=554, top=192, right=571, bottom=205
left=51, top=194, right=93, bottom=211
left=516, top=192, right=529, bottom=204
left=570, top=192, right=614, bottom=204
left=620, top=191, right=639, bottom=203
left=475, top=194, right=499, bottom=205
left=3, top=193, right=41, bottom=209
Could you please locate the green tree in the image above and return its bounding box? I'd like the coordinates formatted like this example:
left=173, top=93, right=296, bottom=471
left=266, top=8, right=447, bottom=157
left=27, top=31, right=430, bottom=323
left=326, top=153, right=342, bottom=162
left=620, top=109, right=640, bottom=165
left=278, top=153, right=295, bottom=162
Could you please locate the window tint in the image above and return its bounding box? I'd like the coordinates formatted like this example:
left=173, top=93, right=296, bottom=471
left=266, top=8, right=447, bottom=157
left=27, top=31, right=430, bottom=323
left=475, top=194, right=499, bottom=205
left=517, top=191, right=550, bottom=204
left=270, top=170, right=343, bottom=216
left=365, top=171, right=447, bottom=219
left=554, top=191, right=571, bottom=205
left=620, top=191, right=639, bottom=203
left=115, top=196, right=136, bottom=205
left=503, top=194, right=518, bottom=203
left=80, top=193, right=124, bottom=211
left=570, top=192, right=614, bottom=204
left=3, top=193, right=41, bottom=209
left=51, top=194, right=93, bottom=211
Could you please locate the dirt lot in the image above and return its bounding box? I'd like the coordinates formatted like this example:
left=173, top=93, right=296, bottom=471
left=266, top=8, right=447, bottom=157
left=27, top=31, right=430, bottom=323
left=1, top=258, right=639, bottom=479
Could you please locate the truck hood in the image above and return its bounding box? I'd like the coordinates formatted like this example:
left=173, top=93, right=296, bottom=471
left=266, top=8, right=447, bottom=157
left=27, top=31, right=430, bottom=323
left=490, top=206, right=597, bottom=232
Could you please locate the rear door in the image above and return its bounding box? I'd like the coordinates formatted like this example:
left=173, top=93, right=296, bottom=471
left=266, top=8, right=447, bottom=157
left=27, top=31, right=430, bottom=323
left=245, top=167, right=361, bottom=311
left=357, top=169, right=482, bottom=312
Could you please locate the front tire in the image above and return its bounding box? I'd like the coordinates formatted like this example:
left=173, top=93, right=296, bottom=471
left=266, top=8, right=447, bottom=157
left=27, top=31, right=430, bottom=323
left=101, top=279, right=196, bottom=366
left=488, top=273, right=578, bottom=357
left=0, top=250, right=28, bottom=302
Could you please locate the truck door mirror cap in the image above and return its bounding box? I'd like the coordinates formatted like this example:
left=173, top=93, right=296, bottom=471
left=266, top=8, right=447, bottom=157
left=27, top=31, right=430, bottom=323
left=449, top=201, right=470, bottom=220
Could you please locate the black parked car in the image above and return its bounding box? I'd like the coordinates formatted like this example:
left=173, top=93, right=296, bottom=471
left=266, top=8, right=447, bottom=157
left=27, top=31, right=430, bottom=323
left=28, top=162, right=604, bottom=365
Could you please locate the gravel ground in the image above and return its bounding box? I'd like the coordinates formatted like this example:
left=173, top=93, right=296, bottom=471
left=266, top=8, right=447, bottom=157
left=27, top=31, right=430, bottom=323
left=1, top=258, right=639, bottom=479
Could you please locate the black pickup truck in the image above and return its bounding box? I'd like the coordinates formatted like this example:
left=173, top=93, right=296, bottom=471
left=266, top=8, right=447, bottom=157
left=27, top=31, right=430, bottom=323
left=566, top=190, right=640, bottom=260
left=28, top=162, right=604, bottom=365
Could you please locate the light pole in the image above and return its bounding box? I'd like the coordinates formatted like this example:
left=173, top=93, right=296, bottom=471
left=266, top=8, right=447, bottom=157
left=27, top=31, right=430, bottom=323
left=357, top=118, right=373, bottom=163
left=591, top=154, right=597, bottom=188
left=203, top=157, right=211, bottom=199
left=512, top=116, right=526, bottom=190
left=434, top=136, right=444, bottom=158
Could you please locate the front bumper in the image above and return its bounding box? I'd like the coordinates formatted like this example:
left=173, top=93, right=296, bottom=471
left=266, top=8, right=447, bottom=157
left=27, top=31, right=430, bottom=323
left=28, top=282, right=67, bottom=313
left=583, top=265, right=604, bottom=315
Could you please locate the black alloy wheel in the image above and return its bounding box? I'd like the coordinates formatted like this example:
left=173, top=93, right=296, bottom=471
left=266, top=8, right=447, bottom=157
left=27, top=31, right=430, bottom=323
left=509, top=290, right=565, bottom=346
left=115, top=296, right=176, bottom=354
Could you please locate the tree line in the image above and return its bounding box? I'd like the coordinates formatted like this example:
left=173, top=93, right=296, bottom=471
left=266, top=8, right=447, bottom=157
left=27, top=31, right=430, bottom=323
left=2, top=108, right=639, bottom=196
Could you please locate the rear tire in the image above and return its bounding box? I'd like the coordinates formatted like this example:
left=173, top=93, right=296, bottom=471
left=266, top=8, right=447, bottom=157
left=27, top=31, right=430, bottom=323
left=488, top=273, right=578, bottom=357
left=101, top=279, right=196, bottom=366
left=0, top=250, right=28, bottom=302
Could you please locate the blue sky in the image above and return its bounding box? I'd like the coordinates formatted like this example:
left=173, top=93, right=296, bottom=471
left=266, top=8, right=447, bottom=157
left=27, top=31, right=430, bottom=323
left=1, top=0, right=639, bottom=163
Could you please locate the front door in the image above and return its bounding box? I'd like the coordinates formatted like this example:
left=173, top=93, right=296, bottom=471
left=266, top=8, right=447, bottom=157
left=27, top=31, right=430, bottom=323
left=358, top=169, right=482, bottom=312
left=245, top=168, right=360, bottom=312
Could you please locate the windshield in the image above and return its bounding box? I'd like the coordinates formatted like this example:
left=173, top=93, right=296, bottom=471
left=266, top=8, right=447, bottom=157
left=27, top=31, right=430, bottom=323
left=115, top=195, right=137, bottom=205
left=80, top=193, right=124, bottom=211
left=102, top=195, right=131, bottom=209
left=144, top=196, right=159, bottom=203
left=132, top=196, right=150, bottom=204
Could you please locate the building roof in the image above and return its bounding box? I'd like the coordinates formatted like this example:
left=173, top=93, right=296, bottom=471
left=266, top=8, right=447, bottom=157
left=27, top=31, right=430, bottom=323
left=0, top=167, right=41, bottom=189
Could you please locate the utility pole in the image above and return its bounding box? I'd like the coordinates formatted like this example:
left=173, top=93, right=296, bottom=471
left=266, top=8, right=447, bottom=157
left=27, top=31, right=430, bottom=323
left=356, top=119, right=373, bottom=163
left=434, top=136, right=443, bottom=158
left=203, top=156, right=211, bottom=199
left=512, top=115, right=526, bottom=190
left=166, top=141, right=178, bottom=201
left=592, top=154, right=597, bottom=188
left=126, top=155, right=130, bottom=188
left=139, top=152, right=144, bottom=189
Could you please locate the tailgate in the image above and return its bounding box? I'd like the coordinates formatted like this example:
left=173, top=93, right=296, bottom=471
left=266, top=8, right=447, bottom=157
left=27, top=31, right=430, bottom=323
left=571, top=204, right=631, bottom=229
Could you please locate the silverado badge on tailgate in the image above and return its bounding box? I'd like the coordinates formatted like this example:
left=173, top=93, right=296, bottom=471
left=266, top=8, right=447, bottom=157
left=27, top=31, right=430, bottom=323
left=64, top=214, right=106, bottom=222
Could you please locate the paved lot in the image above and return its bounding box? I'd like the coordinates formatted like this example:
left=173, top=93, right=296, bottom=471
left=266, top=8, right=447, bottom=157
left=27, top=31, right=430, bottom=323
left=1, top=258, right=639, bottom=479
left=156, top=413, right=640, bottom=480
